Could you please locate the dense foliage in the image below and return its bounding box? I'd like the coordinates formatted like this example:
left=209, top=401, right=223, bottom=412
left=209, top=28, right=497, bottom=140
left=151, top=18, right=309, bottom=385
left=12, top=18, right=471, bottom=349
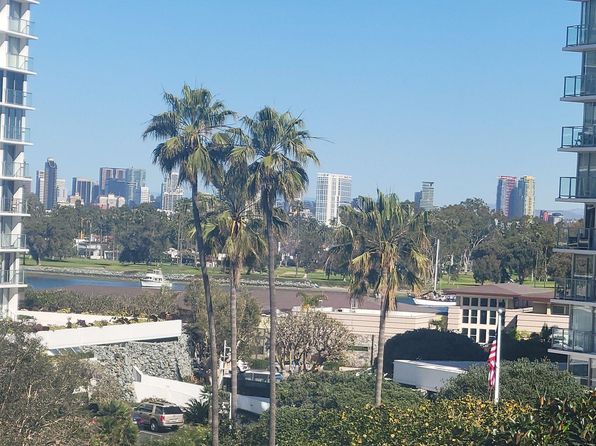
left=383, top=329, right=487, bottom=373
left=438, top=359, right=585, bottom=405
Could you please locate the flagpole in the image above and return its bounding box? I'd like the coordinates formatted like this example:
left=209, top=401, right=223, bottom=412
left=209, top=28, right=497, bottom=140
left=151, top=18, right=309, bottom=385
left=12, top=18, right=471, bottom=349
left=494, top=307, right=505, bottom=405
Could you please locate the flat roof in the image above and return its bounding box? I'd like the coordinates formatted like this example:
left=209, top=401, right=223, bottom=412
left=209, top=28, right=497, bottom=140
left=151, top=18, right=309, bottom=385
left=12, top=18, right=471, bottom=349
left=444, top=283, right=553, bottom=302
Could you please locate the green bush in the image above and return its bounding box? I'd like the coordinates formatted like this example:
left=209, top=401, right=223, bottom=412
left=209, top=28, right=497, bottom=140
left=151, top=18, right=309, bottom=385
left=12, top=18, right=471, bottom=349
left=183, top=398, right=209, bottom=425
left=438, top=359, right=586, bottom=405
left=383, top=328, right=487, bottom=373
left=144, top=425, right=210, bottom=445
left=249, top=358, right=269, bottom=369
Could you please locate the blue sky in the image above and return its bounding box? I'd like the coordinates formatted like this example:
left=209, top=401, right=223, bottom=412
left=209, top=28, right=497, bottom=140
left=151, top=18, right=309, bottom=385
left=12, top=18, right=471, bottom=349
left=27, top=1, right=581, bottom=210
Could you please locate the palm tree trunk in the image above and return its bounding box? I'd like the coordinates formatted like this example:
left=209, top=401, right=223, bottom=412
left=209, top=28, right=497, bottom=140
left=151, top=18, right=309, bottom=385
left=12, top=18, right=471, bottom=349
left=374, top=283, right=388, bottom=407
left=230, top=261, right=240, bottom=425
left=265, top=202, right=277, bottom=446
left=191, top=183, right=219, bottom=446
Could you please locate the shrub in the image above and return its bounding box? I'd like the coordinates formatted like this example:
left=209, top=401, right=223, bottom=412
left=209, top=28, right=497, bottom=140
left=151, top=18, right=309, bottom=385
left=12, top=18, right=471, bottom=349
left=183, top=398, right=209, bottom=425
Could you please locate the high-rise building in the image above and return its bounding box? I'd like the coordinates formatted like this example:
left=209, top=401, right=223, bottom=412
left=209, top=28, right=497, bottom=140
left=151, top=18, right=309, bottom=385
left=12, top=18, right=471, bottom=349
left=35, top=170, right=44, bottom=203
left=550, top=1, right=596, bottom=389
left=415, top=181, right=435, bottom=211
left=495, top=176, right=517, bottom=217
left=98, top=167, right=127, bottom=194
left=161, top=173, right=184, bottom=213
left=0, top=0, right=37, bottom=319
left=137, top=186, right=150, bottom=204
left=518, top=175, right=535, bottom=217
left=71, top=177, right=93, bottom=206
left=56, top=178, right=67, bottom=204
left=43, top=158, right=57, bottom=210
left=126, top=167, right=146, bottom=206
left=315, top=172, right=352, bottom=226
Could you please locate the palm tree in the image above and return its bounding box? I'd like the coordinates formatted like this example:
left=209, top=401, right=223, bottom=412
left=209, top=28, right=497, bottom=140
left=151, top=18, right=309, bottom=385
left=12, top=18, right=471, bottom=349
left=339, top=191, right=431, bottom=406
left=142, top=85, right=233, bottom=445
left=204, top=159, right=265, bottom=424
left=233, top=107, right=318, bottom=446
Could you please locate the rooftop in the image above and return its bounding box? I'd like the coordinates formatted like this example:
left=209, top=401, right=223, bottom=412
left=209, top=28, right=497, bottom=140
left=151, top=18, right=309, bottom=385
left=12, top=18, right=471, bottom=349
left=444, top=283, right=553, bottom=302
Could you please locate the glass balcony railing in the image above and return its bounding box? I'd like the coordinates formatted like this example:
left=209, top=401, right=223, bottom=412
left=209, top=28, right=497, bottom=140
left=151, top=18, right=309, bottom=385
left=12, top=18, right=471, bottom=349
left=552, top=328, right=595, bottom=354
left=559, top=177, right=578, bottom=198
left=561, top=125, right=596, bottom=148
left=8, top=17, right=35, bottom=36
left=0, top=198, right=27, bottom=214
left=0, top=270, right=24, bottom=286
left=555, top=277, right=596, bottom=302
left=4, top=89, right=32, bottom=107
left=557, top=227, right=596, bottom=250
left=566, top=24, right=596, bottom=47
left=4, top=126, right=31, bottom=143
left=558, top=176, right=596, bottom=199
left=7, top=53, right=33, bottom=71
left=0, top=234, right=26, bottom=250
left=0, top=161, right=29, bottom=178
left=563, top=75, right=596, bottom=98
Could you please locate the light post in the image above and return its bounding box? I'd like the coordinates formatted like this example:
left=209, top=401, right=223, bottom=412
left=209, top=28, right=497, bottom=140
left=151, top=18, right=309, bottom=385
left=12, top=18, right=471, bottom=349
left=494, top=306, right=505, bottom=404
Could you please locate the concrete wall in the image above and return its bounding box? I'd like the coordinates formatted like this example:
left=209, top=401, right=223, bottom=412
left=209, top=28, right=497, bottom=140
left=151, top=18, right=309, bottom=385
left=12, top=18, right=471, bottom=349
left=132, top=367, right=206, bottom=407
left=393, top=360, right=465, bottom=392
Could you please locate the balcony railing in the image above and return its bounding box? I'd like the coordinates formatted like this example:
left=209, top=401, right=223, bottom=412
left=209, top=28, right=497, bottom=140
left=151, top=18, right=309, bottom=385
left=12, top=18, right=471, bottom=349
left=552, top=328, right=595, bottom=354
left=0, top=234, right=26, bottom=250
left=0, top=270, right=24, bottom=286
left=8, top=17, right=35, bottom=36
left=563, top=75, right=596, bottom=98
left=561, top=125, right=596, bottom=148
left=557, top=176, right=596, bottom=199
left=557, top=227, right=596, bottom=250
left=4, top=126, right=31, bottom=143
left=7, top=53, right=33, bottom=72
left=555, top=277, right=596, bottom=302
left=4, top=89, right=32, bottom=107
left=0, top=161, right=29, bottom=179
left=0, top=198, right=27, bottom=214
left=566, top=24, right=596, bottom=47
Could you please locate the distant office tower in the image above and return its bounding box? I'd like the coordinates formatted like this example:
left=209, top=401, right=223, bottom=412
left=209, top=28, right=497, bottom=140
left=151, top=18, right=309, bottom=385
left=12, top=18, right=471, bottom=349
left=43, top=158, right=58, bottom=210
left=137, top=186, right=150, bottom=204
left=106, top=178, right=134, bottom=204
left=509, top=176, right=536, bottom=218
left=0, top=0, right=38, bottom=319
left=495, top=176, right=517, bottom=217
left=72, top=177, right=93, bottom=205
left=126, top=167, right=146, bottom=206
left=315, top=172, right=352, bottom=226
left=56, top=178, right=67, bottom=204
left=98, top=167, right=127, bottom=194
left=161, top=173, right=184, bottom=213
left=35, top=170, right=45, bottom=203
left=415, top=181, right=435, bottom=211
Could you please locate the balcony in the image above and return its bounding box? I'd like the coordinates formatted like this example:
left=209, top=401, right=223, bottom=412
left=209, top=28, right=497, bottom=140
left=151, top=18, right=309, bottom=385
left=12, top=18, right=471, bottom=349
left=7, top=53, right=34, bottom=72
left=0, top=234, right=26, bottom=250
left=0, top=270, right=25, bottom=286
left=555, top=277, right=596, bottom=303
left=564, top=25, right=596, bottom=51
left=4, top=88, right=32, bottom=108
left=8, top=17, right=35, bottom=37
left=0, top=161, right=29, bottom=179
left=3, top=126, right=30, bottom=144
left=552, top=328, right=595, bottom=354
left=560, top=126, right=596, bottom=151
left=557, top=176, right=596, bottom=201
left=0, top=198, right=27, bottom=215
left=557, top=227, right=596, bottom=251
left=562, top=75, right=596, bottom=102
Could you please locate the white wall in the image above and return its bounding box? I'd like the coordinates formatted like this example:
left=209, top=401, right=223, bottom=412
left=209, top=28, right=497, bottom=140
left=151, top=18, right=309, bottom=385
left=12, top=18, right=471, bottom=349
left=132, top=367, right=207, bottom=407
left=393, top=360, right=465, bottom=392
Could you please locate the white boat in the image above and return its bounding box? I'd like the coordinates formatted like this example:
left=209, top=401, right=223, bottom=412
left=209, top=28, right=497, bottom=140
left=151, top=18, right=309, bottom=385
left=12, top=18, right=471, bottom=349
left=140, top=269, right=172, bottom=288
left=412, top=296, right=456, bottom=307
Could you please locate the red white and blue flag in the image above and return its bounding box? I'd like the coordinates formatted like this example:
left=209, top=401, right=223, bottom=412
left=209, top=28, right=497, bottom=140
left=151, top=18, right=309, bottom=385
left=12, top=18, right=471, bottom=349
left=487, top=335, right=497, bottom=388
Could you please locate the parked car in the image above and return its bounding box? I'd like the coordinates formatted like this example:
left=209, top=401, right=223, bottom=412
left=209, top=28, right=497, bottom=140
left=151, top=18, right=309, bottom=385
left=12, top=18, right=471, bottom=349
left=132, top=401, right=184, bottom=432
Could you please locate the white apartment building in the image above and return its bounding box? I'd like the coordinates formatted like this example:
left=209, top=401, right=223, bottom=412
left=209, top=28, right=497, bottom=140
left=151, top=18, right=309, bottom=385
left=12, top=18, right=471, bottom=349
left=315, top=172, right=352, bottom=226
left=161, top=173, right=183, bottom=213
left=0, top=0, right=37, bottom=319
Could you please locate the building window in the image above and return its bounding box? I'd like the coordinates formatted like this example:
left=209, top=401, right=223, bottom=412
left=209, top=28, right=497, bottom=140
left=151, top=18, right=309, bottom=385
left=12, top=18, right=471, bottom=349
left=489, top=311, right=496, bottom=325
left=463, top=297, right=470, bottom=306
left=462, top=328, right=468, bottom=336
left=569, top=358, right=589, bottom=386
left=470, top=328, right=477, bottom=342
left=551, top=305, right=567, bottom=315
left=471, top=298, right=478, bottom=306
left=479, top=329, right=487, bottom=343
left=480, top=310, right=487, bottom=324
left=490, top=299, right=497, bottom=307
left=489, top=329, right=496, bottom=341
left=480, top=298, right=488, bottom=307
left=471, top=310, right=478, bottom=324
left=462, top=309, right=469, bottom=324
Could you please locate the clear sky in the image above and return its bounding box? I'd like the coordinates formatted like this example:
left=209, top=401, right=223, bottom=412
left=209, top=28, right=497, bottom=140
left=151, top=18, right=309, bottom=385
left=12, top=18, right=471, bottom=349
left=27, top=0, right=582, bottom=210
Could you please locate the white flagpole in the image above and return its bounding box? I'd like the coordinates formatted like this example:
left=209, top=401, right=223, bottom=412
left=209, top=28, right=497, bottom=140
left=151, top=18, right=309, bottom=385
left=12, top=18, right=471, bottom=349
left=433, top=239, right=440, bottom=292
left=494, top=307, right=505, bottom=404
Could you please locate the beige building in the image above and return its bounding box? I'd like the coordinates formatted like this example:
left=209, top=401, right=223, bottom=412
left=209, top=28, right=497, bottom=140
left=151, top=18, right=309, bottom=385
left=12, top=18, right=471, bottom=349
left=446, top=283, right=568, bottom=344
left=519, top=175, right=535, bottom=217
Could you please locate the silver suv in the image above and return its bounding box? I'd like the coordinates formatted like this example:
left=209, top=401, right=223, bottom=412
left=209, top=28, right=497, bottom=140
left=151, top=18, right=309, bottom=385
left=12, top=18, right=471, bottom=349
left=133, top=401, right=184, bottom=432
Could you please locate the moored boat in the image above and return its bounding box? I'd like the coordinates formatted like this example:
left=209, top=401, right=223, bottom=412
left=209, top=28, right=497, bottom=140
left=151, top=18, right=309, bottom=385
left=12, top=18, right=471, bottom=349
left=140, top=269, right=172, bottom=288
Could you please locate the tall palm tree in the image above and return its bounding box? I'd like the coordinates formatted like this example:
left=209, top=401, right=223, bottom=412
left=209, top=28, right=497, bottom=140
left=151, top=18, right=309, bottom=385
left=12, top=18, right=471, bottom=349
left=339, top=191, right=431, bottom=406
left=234, top=107, right=318, bottom=446
left=142, top=85, right=233, bottom=445
left=204, top=159, right=265, bottom=424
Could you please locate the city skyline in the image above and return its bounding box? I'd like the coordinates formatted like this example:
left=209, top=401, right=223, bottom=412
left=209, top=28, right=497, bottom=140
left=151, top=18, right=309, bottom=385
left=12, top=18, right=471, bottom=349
left=25, top=2, right=581, bottom=211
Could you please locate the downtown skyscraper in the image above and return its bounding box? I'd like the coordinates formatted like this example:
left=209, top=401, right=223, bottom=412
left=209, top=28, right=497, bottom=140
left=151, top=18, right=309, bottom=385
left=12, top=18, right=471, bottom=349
left=0, top=0, right=37, bottom=318
left=315, top=172, right=352, bottom=226
left=495, top=175, right=535, bottom=218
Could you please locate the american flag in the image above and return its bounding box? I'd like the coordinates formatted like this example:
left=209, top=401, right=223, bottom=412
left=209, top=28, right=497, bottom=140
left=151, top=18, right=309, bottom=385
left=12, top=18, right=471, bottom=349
left=487, top=334, right=497, bottom=388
